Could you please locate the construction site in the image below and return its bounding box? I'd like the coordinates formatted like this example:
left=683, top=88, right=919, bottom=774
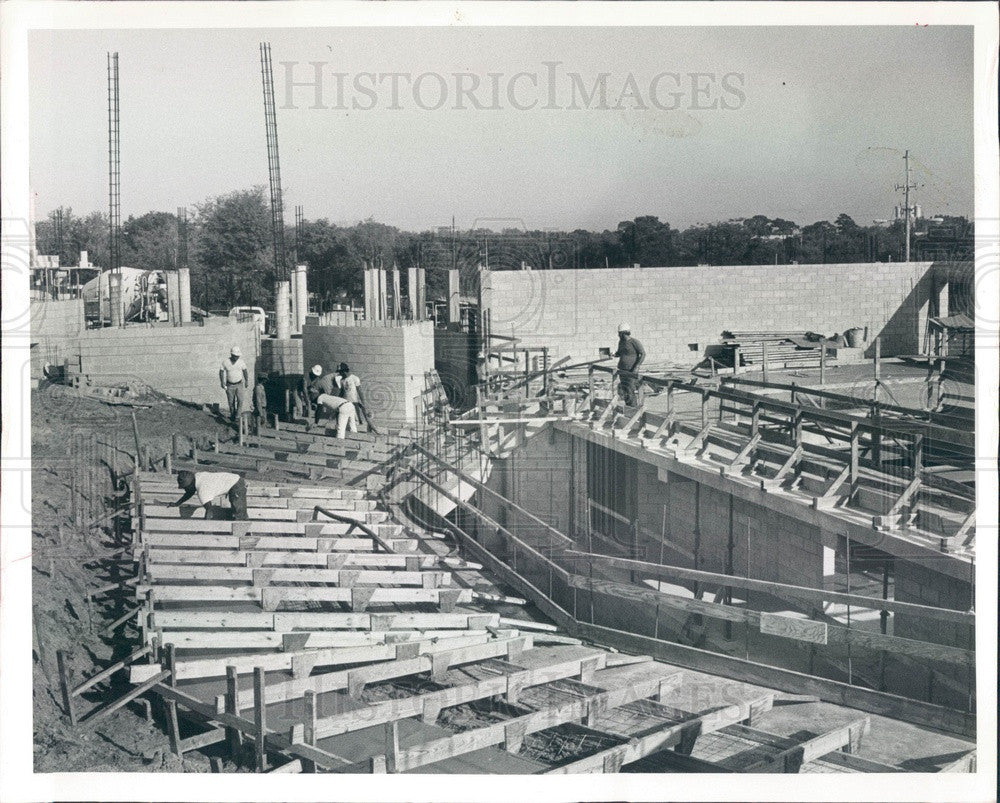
left=18, top=34, right=987, bottom=790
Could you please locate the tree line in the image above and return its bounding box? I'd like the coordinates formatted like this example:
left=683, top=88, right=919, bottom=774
left=35, top=188, right=974, bottom=312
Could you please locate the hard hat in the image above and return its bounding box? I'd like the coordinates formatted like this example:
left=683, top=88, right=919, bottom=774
left=311, top=364, right=323, bottom=377
left=230, top=346, right=242, bottom=356
left=618, top=322, right=630, bottom=333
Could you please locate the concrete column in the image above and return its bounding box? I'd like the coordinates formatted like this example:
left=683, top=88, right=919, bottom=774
left=391, top=268, right=401, bottom=319
left=178, top=267, right=192, bottom=323
left=289, top=269, right=299, bottom=334
left=447, top=269, right=460, bottom=327
left=417, top=268, right=426, bottom=320
left=108, top=272, right=123, bottom=327
left=363, top=268, right=375, bottom=321
left=275, top=280, right=291, bottom=340
left=294, top=264, right=308, bottom=331
left=377, top=269, right=388, bottom=322
left=407, top=268, right=420, bottom=320
left=165, top=270, right=180, bottom=325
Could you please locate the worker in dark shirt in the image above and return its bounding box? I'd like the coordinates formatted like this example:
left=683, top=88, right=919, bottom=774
left=614, top=322, right=645, bottom=407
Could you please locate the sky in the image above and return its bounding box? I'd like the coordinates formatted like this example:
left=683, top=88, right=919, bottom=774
left=28, top=25, right=974, bottom=232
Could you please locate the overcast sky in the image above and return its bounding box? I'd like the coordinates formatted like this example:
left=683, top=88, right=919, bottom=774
left=28, top=25, right=973, bottom=232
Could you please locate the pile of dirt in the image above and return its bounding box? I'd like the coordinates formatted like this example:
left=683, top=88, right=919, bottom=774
left=31, top=385, right=232, bottom=773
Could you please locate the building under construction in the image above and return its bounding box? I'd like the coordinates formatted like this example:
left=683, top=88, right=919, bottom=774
left=30, top=251, right=980, bottom=777
left=22, top=34, right=982, bottom=783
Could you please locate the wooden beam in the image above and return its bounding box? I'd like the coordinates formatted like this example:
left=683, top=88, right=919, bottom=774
left=357, top=668, right=674, bottom=773
left=562, top=551, right=973, bottom=625
left=150, top=611, right=497, bottom=632
left=219, top=635, right=534, bottom=711
left=305, top=649, right=617, bottom=741
left=736, top=717, right=870, bottom=772
left=169, top=633, right=491, bottom=681
left=722, top=724, right=902, bottom=772
left=146, top=564, right=449, bottom=587
left=762, top=444, right=802, bottom=488
left=157, top=629, right=498, bottom=651
left=547, top=692, right=775, bottom=773
left=568, top=574, right=973, bottom=666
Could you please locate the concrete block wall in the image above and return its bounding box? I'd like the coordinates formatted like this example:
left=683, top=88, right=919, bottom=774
left=894, top=560, right=973, bottom=648
left=301, top=321, right=434, bottom=425
left=489, top=262, right=938, bottom=365
left=29, top=299, right=85, bottom=379
left=259, top=337, right=304, bottom=378
left=75, top=320, right=259, bottom=406
left=434, top=329, right=478, bottom=409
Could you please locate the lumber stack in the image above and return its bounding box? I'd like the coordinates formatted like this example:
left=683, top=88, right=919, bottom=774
left=721, top=330, right=824, bottom=369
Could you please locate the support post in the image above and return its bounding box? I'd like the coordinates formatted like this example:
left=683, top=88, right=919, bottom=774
left=384, top=719, right=400, bottom=773
left=447, top=269, right=460, bottom=327
left=253, top=667, right=267, bottom=772
left=225, top=666, right=242, bottom=759
left=57, top=650, right=77, bottom=726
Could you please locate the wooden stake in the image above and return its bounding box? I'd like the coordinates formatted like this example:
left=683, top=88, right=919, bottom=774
left=166, top=699, right=181, bottom=755
left=253, top=667, right=267, bottom=771
left=57, top=650, right=77, bottom=725
left=225, top=666, right=242, bottom=759
left=302, top=690, right=317, bottom=772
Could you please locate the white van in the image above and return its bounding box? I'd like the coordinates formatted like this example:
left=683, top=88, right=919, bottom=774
left=228, top=306, right=266, bottom=331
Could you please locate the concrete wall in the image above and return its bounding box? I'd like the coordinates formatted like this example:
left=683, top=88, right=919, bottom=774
left=73, top=320, right=259, bottom=406
left=434, top=329, right=478, bottom=410
left=301, top=321, right=435, bottom=426
left=488, top=262, right=939, bottom=365
left=29, top=299, right=85, bottom=379
left=259, top=337, right=304, bottom=378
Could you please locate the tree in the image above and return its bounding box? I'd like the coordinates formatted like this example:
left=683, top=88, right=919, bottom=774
left=616, top=216, right=677, bottom=266
left=194, top=187, right=272, bottom=309
left=121, top=211, right=178, bottom=272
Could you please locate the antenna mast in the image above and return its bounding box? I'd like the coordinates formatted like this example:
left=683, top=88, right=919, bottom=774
left=107, top=52, right=121, bottom=276
left=895, top=149, right=917, bottom=262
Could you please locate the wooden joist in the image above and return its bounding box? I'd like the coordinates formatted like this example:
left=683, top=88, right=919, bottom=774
left=352, top=665, right=678, bottom=773
left=144, top=564, right=451, bottom=587
left=142, top=548, right=456, bottom=570
left=135, top=584, right=473, bottom=611
left=156, top=628, right=497, bottom=651
left=298, top=647, right=622, bottom=742
left=160, top=632, right=496, bottom=682
left=142, top=534, right=416, bottom=553
left=220, top=635, right=535, bottom=711
left=150, top=610, right=498, bottom=632
left=735, top=716, right=869, bottom=772
left=547, top=691, right=775, bottom=773
left=568, top=575, right=975, bottom=666
left=721, top=723, right=902, bottom=772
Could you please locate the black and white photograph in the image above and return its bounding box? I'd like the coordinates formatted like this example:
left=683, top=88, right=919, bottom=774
left=1, top=2, right=997, bottom=801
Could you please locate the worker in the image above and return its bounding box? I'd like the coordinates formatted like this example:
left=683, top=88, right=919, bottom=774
left=219, top=346, right=250, bottom=422
left=336, top=362, right=369, bottom=430
left=172, top=470, right=248, bottom=521
left=613, top=322, right=645, bottom=407
left=253, top=375, right=268, bottom=433
left=314, top=393, right=359, bottom=438
left=307, top=364, right=340, bottom=404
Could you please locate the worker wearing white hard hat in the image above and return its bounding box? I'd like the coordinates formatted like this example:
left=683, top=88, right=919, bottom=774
left=219, top=346, right=250, bottom=422
left=306, top=363, right=340, bottom=405
left=613, top=323, right=645, bottom=407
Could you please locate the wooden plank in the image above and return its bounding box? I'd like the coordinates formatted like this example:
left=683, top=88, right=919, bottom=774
left=764, top=444, right=803, bottom=487
left=150, top=611, right=496, bottom=632
left=145, top=505, right=300, bottom=521
left=306, top=649, right=616, bottom=740
left=722, top=724, right=902, bottom=772
left=572, top=574, right=973, bottom=666
left=158, top=629, right=495, bottom=651
left=887, top=475, right=922, bottom=517
left=221, top=635, right=534, bottom=711
left=85, top=670, right=171, bottom=724
left=173, top=633, right=493, bottom=681
left=366, top=668, right=671, bottom=773
left=547, top=691, right=775, bottom=774
left=178, top=726, right=226, bottom=754
left=736, top=717, right=869, bottom=772
left=759, top=612, right=828, bottom=645
left=146, top=564, right=448, bottom=587
left=563, top=551, right=973, bottom=626
left=143, top=548, right=437, bottom=569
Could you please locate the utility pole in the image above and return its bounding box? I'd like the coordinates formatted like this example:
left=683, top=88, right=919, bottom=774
left=895, top=149, right=916, bottom=262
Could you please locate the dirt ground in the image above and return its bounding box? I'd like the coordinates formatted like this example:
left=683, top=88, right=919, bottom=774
left=31, top=383, right=232, bottom=772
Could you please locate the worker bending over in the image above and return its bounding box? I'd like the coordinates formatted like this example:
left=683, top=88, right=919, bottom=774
left=173, top=470, right=248, bottom=521
left=614, top=322, right=645, bottom=407
left=314, top=393, right=359, bottom=438
left=336, top=362, right=369, bottom=430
